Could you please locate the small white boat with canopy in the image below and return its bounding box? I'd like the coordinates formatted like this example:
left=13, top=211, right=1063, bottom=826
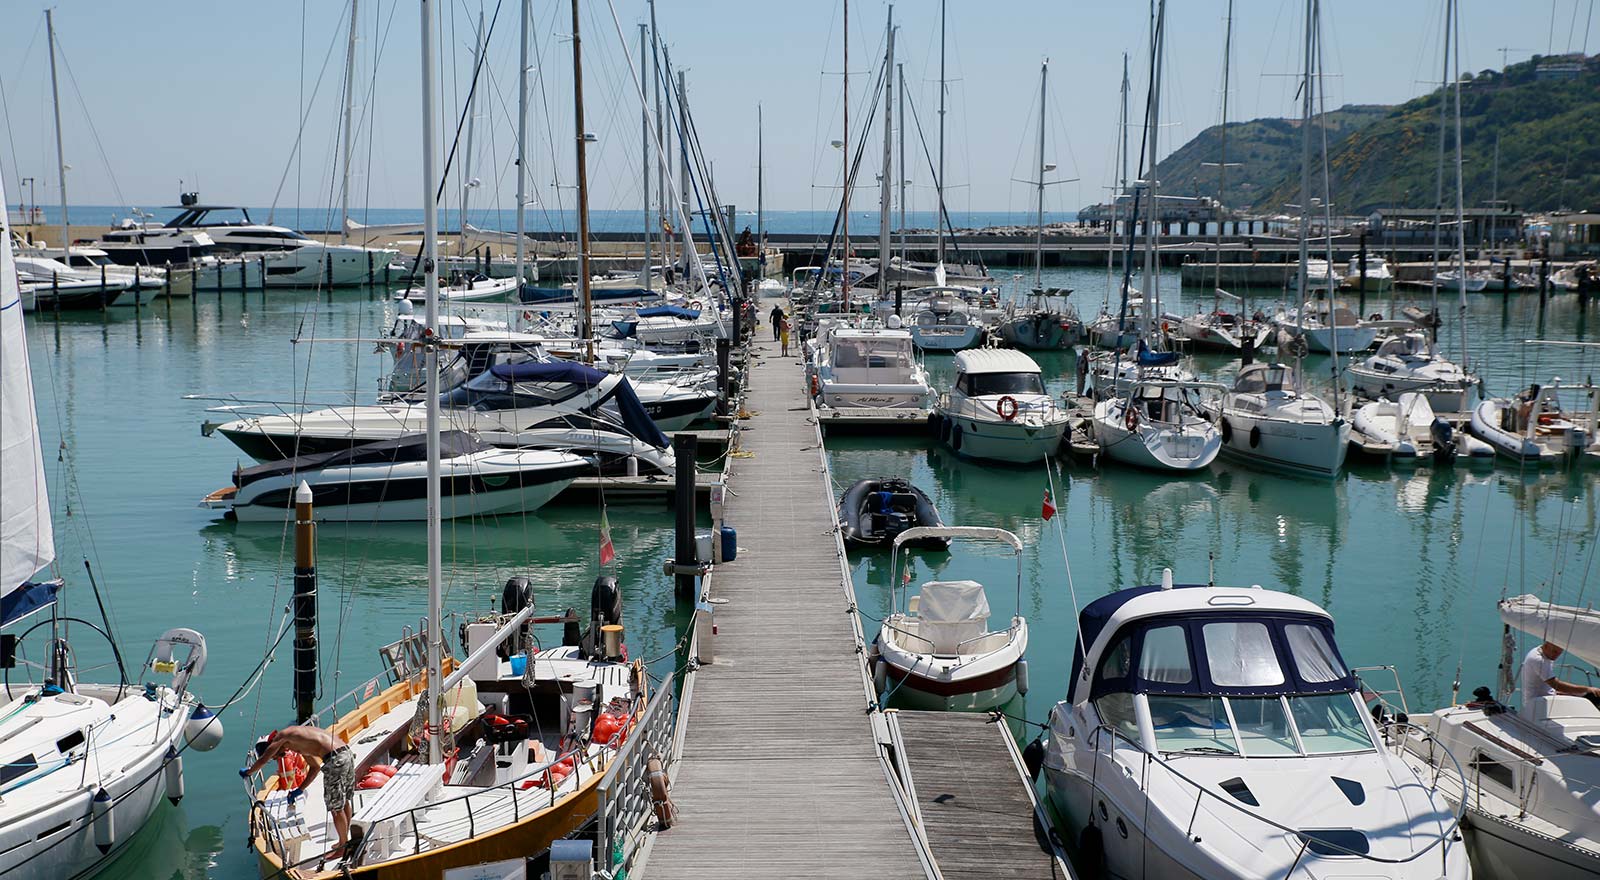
left=871, top=527, right=1028, bottom=712
left=1349, top=331, right=1480, bottom=413
left=934, top=349, right=1069, bottom=464
left=807, top=316, right=933, bottom=414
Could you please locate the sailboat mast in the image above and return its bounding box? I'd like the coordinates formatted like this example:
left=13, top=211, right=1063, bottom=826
left=678, top=69, right=690, bottom=284
left=460, top=11, right=485, bottom=257
left=1213, top=0, right=1234, bottom=309
left=649, top=0, right=669, bottom=269
left=515, top=0, right=530, bottom=287
left=935, top=0, right=946, bottom=267
left=757, top=105, right=765, bottom=264
left=419, top=0, right=444, bottom=767
left=45, top=10, right=69, bottom=253
left=1450, top=0, right=1470, bottom=378
left=1034, top=60, right=1048, bottom=291
left=1108, top=53, right=1128, bottom=303
left=842, top=0, right=850, bottom=300
left=639, top=23, right=651, bottom=287
left=340, top=0, right=359, bottom=245
left=898, top=63, right=907, bottom=265
left=1143, top=0, right=1166, bottom=339
left=877, top=5, right=894, bottom=302
left=572, top=0, right=593, bottom=362
left=1430, top=0, right=1450, bottom=341
left=1296, top=0, right=1313, bottom=317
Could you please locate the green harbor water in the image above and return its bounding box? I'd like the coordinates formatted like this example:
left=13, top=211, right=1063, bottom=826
left=18, top=265, right=1600, bottom=877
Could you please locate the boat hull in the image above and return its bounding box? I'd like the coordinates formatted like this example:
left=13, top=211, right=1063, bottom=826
left=881, top=662, right=1019, bottom=712
left=221, top=464, right=581, bottom=522
left=911, top=326, right=983, bottom=351
left=1215, top=413, right=1349, bottom=478
left=939, top=414, right=1066, bottom=464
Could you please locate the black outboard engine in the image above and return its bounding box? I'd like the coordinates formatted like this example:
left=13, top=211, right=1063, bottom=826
left=584, top=576, right=625, bottom=660
left=562, top=607, right=582, bottom=648
left=1430, top=417, right=1455, bottom=465
left=499, top=577, right=534, bottom=658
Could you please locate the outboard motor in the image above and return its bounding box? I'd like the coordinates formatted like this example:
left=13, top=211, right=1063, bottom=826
left=584, top=577, right=625, bottom=660
left=562, top=607, right=582, bottom=648
left=499, top=577, right=534, bottom=658
left=1429, top=417, right=1455, bottom=465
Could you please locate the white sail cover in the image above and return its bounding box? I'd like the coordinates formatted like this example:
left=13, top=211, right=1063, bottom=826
left=0, top=168, right=54, bottom=601
left=1500, top=594, right=1600, bottom=668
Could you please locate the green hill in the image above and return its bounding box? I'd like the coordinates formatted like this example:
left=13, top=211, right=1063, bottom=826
left=1146, top=55, right=1600, bottom=216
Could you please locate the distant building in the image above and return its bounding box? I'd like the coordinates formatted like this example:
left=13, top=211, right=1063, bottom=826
left=1368, top=204, right=1523, bottom=246
left=1535, top=54, right=1586, bottom=80
left=1546, top=211, right=1600, bottom=258
left=1078, top=194, right=1228, bottom=230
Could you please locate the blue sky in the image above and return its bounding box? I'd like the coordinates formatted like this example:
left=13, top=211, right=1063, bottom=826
left=1, top=0, right=1592, bottom=224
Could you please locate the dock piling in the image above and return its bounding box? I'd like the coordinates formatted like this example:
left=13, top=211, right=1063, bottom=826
left=672, top=433, right=699, bottom=600
left=292, top=480, right=318, bottom=723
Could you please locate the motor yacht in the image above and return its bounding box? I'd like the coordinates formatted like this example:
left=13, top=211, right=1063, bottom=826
left=1343, top=254, right=1395, bottom=292
left=808, top=317, right=934, bottom=413
left=13, top=255, right=148, bottom=308
left=1348, top=331, right=1480, bottom=412
left=1210, top=363, right=1349, bottom=478
left=872, top=527, right=1027, bottom=711
left=1043, top=574, right=1471, bottom=880
left=906, top=288, right=986, bottom=351
left=201, top=432, right=589, bottom=522
left=934, top=349, right=1069, bottom=464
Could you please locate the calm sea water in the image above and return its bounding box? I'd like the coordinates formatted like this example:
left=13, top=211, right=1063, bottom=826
left=19, top=263, right=1599, bottom=876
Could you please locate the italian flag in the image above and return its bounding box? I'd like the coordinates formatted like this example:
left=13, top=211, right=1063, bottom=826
left=1042, top=487, right=1057, bottom=521
left=599, top=508, right=616, bottom=566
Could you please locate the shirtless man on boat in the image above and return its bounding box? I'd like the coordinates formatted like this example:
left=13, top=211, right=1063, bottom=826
left=241, top=725, right=357, bottom=861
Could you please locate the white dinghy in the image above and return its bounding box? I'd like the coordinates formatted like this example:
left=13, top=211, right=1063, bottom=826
left=871, top=527, right=1028, bottom=712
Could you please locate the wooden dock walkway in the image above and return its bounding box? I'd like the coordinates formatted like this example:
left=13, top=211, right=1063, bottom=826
left=889, top=711, right=1074, bottom=880
left=642, top=338, right=926, bottom=879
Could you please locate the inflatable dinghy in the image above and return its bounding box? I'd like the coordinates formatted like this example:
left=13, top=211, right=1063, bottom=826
left=838, top=477, right=950, bottom=549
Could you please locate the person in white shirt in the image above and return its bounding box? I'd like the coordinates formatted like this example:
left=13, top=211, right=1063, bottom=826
left=1520, top=641, right=1600, bottom=706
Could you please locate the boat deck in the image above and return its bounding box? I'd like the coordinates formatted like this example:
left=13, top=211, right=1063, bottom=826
left=642, top=338, right=924, bottom=879
left=889, top=710, right=1074, bottom=880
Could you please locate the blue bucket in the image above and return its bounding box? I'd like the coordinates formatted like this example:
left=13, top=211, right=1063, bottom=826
left=509, top=654, right=527, bottom=676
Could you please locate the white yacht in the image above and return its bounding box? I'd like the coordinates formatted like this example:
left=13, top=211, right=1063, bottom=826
left=872, top=527, right=1028, bottom=712
left=1275, top=300, right=1379, bottom=354
left=1343, top=254, right=1396, bottom=291
left=400, top=273, right=520, bottom=303
left=1043, top=574, right=1471, bottom=880
left=1170, top=308, right=1271, bottom=353
left=1349, top=331, right=1480, bottom=412
left=201, top=431, right=588, bottom=522
left=1434, top=269, right=1491, bottom=292
left=91, top=216, right=214, bottom=265
left=1390, top=594, right=1600, bottom=880
left=1210, top=363, right=1349, bottom=478
left=1092, top=378, right=1222, bottom=472
left=934, top=349, right=1069, bottom=464
left=16, top=242, right=170, bottom=295
left=1088, top=344, right=1195, bottom=402
left=809, top=317, right=933, bottom=413
left=99, top=201, right=395, bottom=286
left=1087, top=293, right=1145, bottom=350
left=1305, top=257, right=1342, bottom=289
left=12, top=255, right=150, bottom=307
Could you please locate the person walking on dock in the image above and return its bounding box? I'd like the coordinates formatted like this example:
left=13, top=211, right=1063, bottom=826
left=241, top=726, right=357, bottom=861
left=770, top=304, right=784, bottom=341
left=779, top=310, right=791, bottom=356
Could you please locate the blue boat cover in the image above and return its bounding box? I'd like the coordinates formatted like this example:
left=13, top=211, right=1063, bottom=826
left=490, top=361, right=610, bottom=387
left=610, top=321, right=637, bottom=338
left=1136, top=340, right=1180, bottom=367
left=2, top=580, right=60, bottom=627
left=520, top=285, right=659, bottom=304
left=636, top=305, right=700, bottom=320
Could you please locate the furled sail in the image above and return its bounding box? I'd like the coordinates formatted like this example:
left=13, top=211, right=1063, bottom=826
left=1500, top=594, right=1600, bottom=668
left=0, top=167, right=56, bottom=622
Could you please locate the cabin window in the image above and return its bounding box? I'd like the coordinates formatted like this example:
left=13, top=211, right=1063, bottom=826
left=1138, top=625, right=1193, bottom=685
left=1203, top=622, right=1284, bottom=687
left=1234, top=372, right=1267, bottom=393
left=1286, top=693, right=1373, bottom=753
left=954, top=374, right=970, bottom=395
left=1285, top=624, right=1347, bottom=684
left=969, top=373, right=1044, bottom=396
left=1471, top=752, right=1514, bottom=790
left=1099, top=636, right=1132, bottom=681
left=1229, top=697, right=1300, bottom=756
left=1095, top=694, right=1139, bottom=741
left=1147, top=695, right=1237, bottom=754
left=0, top=753, right=38, bottom=787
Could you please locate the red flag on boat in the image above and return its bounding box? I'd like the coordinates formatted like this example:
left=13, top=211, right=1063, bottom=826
left=1042, top=487, right=1057, bottom=521
left=599, top=508, right=616, bottom=566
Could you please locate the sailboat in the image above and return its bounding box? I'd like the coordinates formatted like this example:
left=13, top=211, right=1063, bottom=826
left=1167, top=2, right=1270, bottom=355
left=246, top=3, right=643, bottom=876
left=997, top=60, right=1081, bottom=351
left=0, top=157, right=221, bottom=876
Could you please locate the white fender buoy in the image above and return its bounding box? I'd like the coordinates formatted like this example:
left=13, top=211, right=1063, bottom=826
left=1016, top=658, right=1029, bottom=696
left=164, top=747, right=184, bottom=805
left=184, top=704, right=223, bottom=752
left=873, top=659, right=888, bottom=695
left=92, top=787, right=115, bottom=854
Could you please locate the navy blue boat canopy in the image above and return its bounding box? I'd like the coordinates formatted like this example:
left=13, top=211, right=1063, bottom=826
left=1136, top=340, right=1180, bottom=367
left=2, top=580, right=61, bottom=627
left=636, top=305, right=700, bottom=320
left=490, top=361, right=610, bottom=388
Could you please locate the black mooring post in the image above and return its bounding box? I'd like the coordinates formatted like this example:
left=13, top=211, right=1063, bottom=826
left=894, top=286, right=903, bottom=316
left=1540, top=238, right=1551, bottom=312
left=292, top=481, right=318, bottom=723
left=672, top=434, right=700, bottom=600
left=731, top=295, right=744, bottom=345
left=1357, top=231, right=1368, bottom=318
left=716, top=338, right=731, bottom=417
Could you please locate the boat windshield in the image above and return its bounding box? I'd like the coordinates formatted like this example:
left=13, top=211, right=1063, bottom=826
left=832, top=338, right=912, bottom=370
left=1091, top=614, right=1373, bottom=756
left=962, top=372, right=1044, bottom=396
